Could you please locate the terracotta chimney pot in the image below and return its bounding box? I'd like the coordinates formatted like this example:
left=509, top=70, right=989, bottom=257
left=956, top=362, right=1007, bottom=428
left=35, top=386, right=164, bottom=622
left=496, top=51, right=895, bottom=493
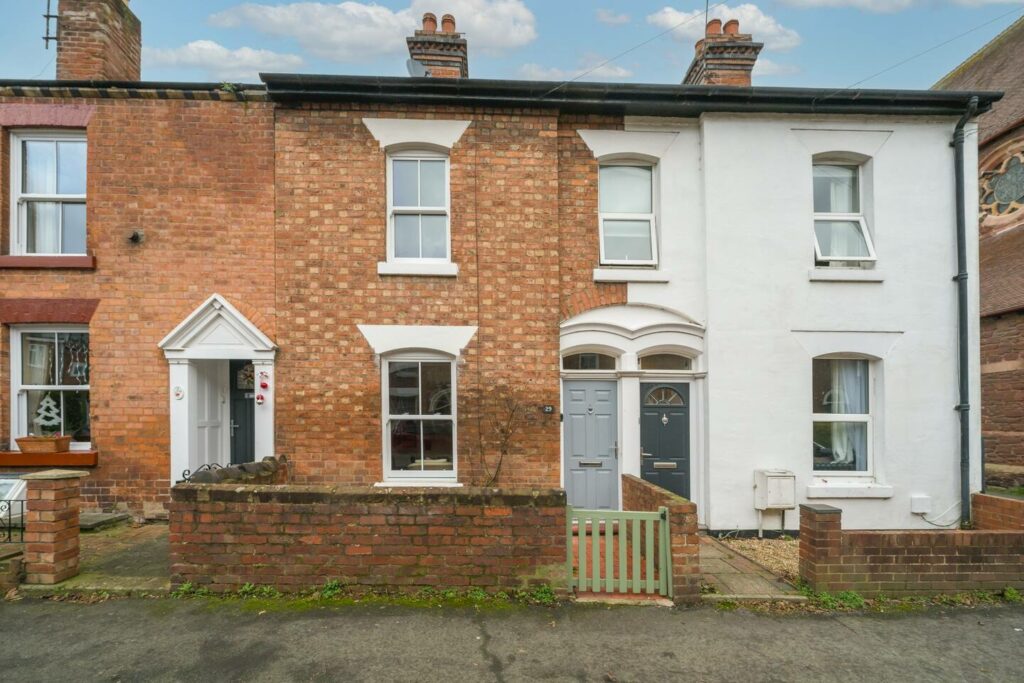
left=441, top=14, right=456, bottom=34
left=706, top=19, right=722, bottom=35
left=422, top=13, right=437, bottom=34
left=723, top=19, right=740, bottom=35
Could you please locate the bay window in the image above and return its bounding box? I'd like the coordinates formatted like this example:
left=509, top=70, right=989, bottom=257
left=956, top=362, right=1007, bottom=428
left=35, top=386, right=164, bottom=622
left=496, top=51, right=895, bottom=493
left=10, top=326, right=91, bottom=449
left=10, top=131, right=87, bottom=256
left=812, top=358, right=871, bottom=473
left=383, top=356, right=456, bottom=480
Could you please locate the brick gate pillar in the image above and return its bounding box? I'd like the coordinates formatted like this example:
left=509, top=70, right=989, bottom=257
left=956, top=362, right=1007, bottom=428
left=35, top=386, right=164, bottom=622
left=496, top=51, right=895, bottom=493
left=21, top=470, right=89, bottom=585
left=798, top=503, right=842, bottom=592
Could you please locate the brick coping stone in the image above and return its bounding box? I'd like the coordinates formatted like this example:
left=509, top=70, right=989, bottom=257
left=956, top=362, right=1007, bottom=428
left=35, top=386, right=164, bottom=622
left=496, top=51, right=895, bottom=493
left=172, top=483, right=566, bottom=507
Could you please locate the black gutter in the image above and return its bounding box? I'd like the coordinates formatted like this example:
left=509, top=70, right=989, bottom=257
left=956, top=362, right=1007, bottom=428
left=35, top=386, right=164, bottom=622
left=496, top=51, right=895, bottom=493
left=953, top=95, right=979, bottom=527
left=259, top=74, right=1001, bottom=117
left=0, top=78, right=264, bottom=91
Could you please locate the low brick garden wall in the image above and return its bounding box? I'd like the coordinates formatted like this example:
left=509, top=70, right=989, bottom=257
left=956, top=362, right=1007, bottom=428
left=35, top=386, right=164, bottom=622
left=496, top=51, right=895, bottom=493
left=799, top=498, right=1024, bottom=597
left=621, top=474, right=701, bottom=604
left=169, top=484, right=566, bottom=593
left=973, top=492, right=1024, bottom=531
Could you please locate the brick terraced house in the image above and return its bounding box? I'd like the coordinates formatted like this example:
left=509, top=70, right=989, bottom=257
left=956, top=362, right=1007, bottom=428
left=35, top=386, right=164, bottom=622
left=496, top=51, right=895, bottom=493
left=0, top=0, right=1002, bottom=530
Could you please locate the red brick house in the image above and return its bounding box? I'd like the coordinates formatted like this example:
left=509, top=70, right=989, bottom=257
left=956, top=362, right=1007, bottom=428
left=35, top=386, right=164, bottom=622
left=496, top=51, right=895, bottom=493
left=1, top=1, right=999, bottom=532
left=937, top=16, right=1024, bottom=469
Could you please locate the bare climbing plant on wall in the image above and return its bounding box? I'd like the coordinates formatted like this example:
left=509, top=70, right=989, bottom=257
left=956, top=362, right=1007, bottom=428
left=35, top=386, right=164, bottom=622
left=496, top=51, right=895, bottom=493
left=471, top=380, right=540, bottom=487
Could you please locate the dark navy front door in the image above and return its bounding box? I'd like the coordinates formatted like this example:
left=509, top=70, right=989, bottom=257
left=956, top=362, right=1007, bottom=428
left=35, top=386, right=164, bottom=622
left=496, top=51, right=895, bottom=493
left=229, top=360, right=255, bottom=465
left=640, top=383, right=690, bottom=499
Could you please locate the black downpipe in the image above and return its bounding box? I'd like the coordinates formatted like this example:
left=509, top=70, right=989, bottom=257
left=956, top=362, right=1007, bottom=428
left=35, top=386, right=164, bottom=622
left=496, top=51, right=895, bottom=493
left=953, top=96, right=978, bottom=526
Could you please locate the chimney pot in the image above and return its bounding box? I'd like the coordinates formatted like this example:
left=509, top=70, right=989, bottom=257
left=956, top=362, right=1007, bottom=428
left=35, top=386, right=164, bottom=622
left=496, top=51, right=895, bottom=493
left=706, top=19, right=722, bottom=35
left=723, top=19, right=740, bottom=35
left=407, top=12, right=468, bottom=78
left=682, top=17, right=762, bottom=87
left=422, top=13, right=437, bottom=33
left=441, top=14, right=456, bottom=33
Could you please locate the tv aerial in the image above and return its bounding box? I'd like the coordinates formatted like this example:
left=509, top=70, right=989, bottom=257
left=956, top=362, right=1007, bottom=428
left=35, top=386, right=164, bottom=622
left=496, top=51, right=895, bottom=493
left=406, top=59, right=431, bottom=77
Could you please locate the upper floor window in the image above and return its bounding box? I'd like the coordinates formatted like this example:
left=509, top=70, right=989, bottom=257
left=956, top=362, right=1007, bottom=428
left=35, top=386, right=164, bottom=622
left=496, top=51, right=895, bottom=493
left=812, top=357, right=870, bottom=473
left=388, top=151, right=450, bottom=262
left=10, top=326, right=91, bottom=450
left=812, top=163, right=875, bottom=266
left=10, top=131, right=87, bottom=256
left=599, top=163, right=657, bottom=266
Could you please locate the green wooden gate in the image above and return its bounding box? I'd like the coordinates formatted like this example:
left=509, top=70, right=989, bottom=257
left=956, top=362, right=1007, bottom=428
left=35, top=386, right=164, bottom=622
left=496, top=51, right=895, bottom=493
left=567, top=506, right=672, bottom=598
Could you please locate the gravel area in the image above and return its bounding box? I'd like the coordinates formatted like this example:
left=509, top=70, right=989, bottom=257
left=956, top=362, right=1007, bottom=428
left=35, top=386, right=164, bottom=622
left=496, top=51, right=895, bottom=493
left=720, top=536, right=800, bottom=582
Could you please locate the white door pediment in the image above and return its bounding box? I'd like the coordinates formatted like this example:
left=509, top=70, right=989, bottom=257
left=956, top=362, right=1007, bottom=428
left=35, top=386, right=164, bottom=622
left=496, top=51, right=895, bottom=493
left=159, top=294, right=276, bottom=361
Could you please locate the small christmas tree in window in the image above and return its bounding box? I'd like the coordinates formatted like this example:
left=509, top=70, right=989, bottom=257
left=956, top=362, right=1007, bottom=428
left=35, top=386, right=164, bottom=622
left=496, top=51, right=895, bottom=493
left=33, top=394, right=62, bottom=435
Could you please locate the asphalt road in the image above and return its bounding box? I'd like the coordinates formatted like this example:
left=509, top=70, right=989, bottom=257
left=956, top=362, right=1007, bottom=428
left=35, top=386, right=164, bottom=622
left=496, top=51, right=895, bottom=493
left=2, top=599, right=1023, bottom=682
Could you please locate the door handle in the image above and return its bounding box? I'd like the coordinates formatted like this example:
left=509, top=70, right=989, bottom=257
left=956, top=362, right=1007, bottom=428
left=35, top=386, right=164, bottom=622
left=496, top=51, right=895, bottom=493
left=230, top=420, right=239, bottom=436
left=642, top=452, right=654, bottom=458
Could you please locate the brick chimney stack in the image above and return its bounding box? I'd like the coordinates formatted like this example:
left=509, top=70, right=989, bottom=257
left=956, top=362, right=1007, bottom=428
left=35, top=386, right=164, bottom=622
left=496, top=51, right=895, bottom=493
left=682, top=19, right=763, bottom=87
left=406, top=12, right=468, bottom=78
left=56, top=0, right=141, bottom=81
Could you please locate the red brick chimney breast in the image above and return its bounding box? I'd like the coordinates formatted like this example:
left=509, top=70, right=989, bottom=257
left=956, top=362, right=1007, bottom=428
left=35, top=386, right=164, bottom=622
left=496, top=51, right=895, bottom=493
left=56, top=0, right=141, bottom=81
left=682, top=19, right=763, bottom=87
left=406, top=12, right=468, bottom=78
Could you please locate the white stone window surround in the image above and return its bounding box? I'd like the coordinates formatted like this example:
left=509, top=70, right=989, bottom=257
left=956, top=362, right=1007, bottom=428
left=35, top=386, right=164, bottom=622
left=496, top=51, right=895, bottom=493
left=8, top=129, right=88, bottom=257
left=358, top=324, right=477, bottom=486
left=9, top=324, right=92, bottom=451
left=794, top=330, right=902, bottom=499
left=362, top=118, right=471, bottom=278
left=577, top=129, right=679, bottom=277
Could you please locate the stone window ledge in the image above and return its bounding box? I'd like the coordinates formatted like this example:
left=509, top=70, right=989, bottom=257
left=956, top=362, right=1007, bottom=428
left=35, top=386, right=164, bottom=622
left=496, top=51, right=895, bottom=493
left=0, top=255, right=96, bottom=270
left=807, top=267, right=884, bottom=283
left=377, top=262, right=459, bottom=277
left=593, top=268, right=669, bottom=283
left=806, top=481, right=893, bottom=499
left=373, top=481, right=463, bottom=488
left=0, top=450, right=98, bottom=467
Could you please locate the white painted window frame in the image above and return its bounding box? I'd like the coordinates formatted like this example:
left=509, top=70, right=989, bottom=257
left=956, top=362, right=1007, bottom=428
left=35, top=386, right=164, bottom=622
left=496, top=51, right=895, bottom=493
left=9, top=130, right=87, bottom=256
left=386, top=149, right=451, bottom=264
left=598, top=160, right=659, bottom=267
left=637, top=352, right=693, bottom=373
left=9, top=324, right=91, bottom=451
left=381, top=352, right=458, bottom=482
left=812, top=163, right=876, bottom=265
left=811, top=357, right=874, bottom=478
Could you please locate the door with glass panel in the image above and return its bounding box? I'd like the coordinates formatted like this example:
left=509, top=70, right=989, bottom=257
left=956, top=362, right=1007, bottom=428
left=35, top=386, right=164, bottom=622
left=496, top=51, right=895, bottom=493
left=562, top=380, right=618, bottom=509
left=640, top=383, right=690, bottom=499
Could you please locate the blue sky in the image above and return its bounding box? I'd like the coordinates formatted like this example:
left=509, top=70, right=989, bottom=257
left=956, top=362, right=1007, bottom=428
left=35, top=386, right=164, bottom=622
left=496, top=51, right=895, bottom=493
left=1, top=1, right=1021, bottom=88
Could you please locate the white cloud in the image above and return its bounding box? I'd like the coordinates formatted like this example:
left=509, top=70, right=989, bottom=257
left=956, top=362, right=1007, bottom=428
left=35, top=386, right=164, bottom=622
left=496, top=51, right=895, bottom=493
left=144, top=40, right=303, bottom=80
left=596, top=8, right=631, bottom=25
left=209, top=1, right=536, bottom=62
left=646, top=4, right=801, bottom=52
left=753, top=58, right=800, bottom=77
left=780, top=0, right=1021, bottom=10
left=518, top=54, right=633, bottom=81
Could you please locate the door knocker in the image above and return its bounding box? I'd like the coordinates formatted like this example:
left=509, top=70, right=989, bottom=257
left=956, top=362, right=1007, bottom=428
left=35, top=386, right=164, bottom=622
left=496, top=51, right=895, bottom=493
left=661, top=413, right=670, bottom=425
left=587, top=405, right=594, bottom=414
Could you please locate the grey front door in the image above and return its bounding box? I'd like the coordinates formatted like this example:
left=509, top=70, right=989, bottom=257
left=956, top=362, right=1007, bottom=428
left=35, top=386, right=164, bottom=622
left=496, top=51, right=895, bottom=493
left=563, top=380, right=618, bottom=509
left=640, top=383, right=690, bottom=499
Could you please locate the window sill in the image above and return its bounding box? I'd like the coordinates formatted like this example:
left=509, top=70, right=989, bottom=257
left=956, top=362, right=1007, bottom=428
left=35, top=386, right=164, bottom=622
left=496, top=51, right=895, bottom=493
left=807, top=268, right=884, bottom=283
left=593, top=268, right=669, bottom=283
left=806, top=481, right=893, bottom=499
left=377, top=262, right=459, bottom=277
left=0, top=255, right=96, bottom=270
left=0, top=450, right=98, bottom=467
left=374, top=480, right=463, bottom=488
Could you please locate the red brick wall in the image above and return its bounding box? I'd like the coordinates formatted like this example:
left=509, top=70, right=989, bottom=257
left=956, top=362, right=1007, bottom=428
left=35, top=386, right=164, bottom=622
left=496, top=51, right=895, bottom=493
left=56, top=0, right=142, bottom=81
left=621, top=474, right=700, bottom=603
left=0, top=96, right=276, bottom=514
left=169, top=483, right=566, bottom=593
left=800, top=504, right=1024, bottom=596
left=23, top=473, right=86, bottom=585
left=973, top=492, right=1024, bottom=531
left=981, top=312, right=1024, bottom=466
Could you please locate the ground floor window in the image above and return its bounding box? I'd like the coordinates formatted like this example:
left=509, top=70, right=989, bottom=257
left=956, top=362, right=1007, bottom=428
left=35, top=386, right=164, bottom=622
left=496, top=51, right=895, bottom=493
left=812, top=357, right=870, bottom=473
left=383, top=357, right=455, bottom=479
left=10, top=326, right=90, bottom=448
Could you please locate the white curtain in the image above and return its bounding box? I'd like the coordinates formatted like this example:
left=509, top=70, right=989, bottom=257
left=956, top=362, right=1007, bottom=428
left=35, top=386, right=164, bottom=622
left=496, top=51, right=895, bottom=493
left=830, top=360, right=868, bottom=470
